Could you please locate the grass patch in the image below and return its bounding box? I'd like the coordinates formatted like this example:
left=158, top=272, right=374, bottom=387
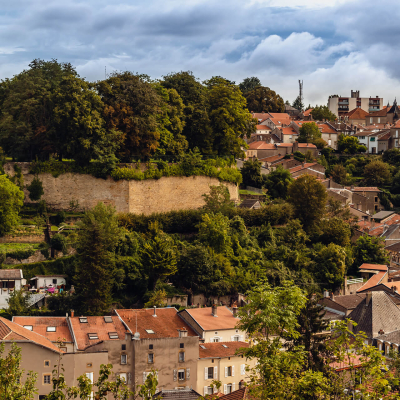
left=0, top=243, right=39, bottom=253
left=239, top=189, right=264, bottom=195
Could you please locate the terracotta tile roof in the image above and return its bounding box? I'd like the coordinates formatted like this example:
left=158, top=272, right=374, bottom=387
left=69, top=315, right=127, bottom=350
left=378, top=131, right=392, bottom=141
left=13, top=316, right=73, bottom=343
left=255, top=125, right=271, bottom=131
left=367, top=108, right=388, bottom=117
left=393, top=120, right=400, bottom=128
left=293, top=120, right=313, bottom=127
left=303, top=108, right=313, bottom=117
left=363, top=124, right=388, bottom=130
left=0, top=270, right=22, bottom=279
left=351, top=187, right=381, bottom=192
left=276, top=143, right=293, bottom=147
left=348, top=291, right=400, bottom=338
left=357, top=271, right=387, bottom=292
left=252, top=113, right=270, bottom=122
left=288, top=163, right=318, bottom=173
left=199, top=341, right=249, bottom=358
left=297, top=143, right=317, bottom=148
left=258, top=155, right=285, bottom=163
left=331, top=294, right=366, bottom=310
left=219, top=387, right=258, bottom=400
left=0, top=317, right=63, bottom=353
left=247, top=141, right=276, bottom=150
left=281, top=127, right=298, bottom=135
left=345, top=108, right=370, bottom=119
left=359, top=264, right=388, bottom=272
left=153, top=389, right=202, bottom=399
left=182, top=306, right=240, bottom=331
left=116, top=308, right=197, bottom=339
left=317, top=123, right=337, bottom=134
left=268, top=113, right=291, bottom=126
left=330, top=354, right=364, bottom=371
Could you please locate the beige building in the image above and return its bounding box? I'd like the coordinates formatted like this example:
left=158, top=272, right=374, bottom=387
left=197, top=341, right=254, bottom=396
left=178, top=305, right=246, bottom=343
left=0, top=269, right=25, bottom=309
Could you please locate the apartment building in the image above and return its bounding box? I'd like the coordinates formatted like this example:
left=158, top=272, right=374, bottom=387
left=328, top=90, right=383, bottom=118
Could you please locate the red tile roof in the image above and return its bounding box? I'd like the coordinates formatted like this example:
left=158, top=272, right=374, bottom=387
left=276, top=143, right=293, bottom=147
left=367, top=108, right=388, bottom=117
left=199, top=341, right=249, bottom=359
left=359, top=264, right=388, bottom=272
left=12, top=316, right=73, bottom=343
left=281, top=127, right=298, bottom=135
left=252, top=112, right=270, bottom=122
left=351, top=187, right=381, bottom=192
left=297, top=143, right=317, bottom=148
left=116, top=308, right=197, bottom=339
left=363, top=124, right=388, bottom=130
left=317, top=123, right=337, bottom=134
left=268, top=113, right=291, bottom=126
left=378, top=131, right=391, bottom=141
left=357, top=271, right=387, bottom=292
left=247, top=141, right=276, bottom=150
left=345, top=108, right=369, bottom=120
left=0, top=317, right=63, bottom=353
left=183, top=306, right=240, bottom=331
left=259, top=155, right=285, bottom=163
left=255, top=125, right=271, bottom=131
left=289, top=163, right=318, bottom=173
left=303, top=108, right=313, bottom=117
left=69, top=316, right=127, bottom=350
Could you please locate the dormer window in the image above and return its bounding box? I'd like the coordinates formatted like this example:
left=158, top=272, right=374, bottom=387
left=79, top=317, right=88, bottom=323
left=104, top=316, right=112, bottom=323
left=46, top=327, right=56, bottom=332
left=88, top=333, right=98, bottom=340
left=23, top=325, right=33, bottom=331
left=108, top=332, right=118, bottom=339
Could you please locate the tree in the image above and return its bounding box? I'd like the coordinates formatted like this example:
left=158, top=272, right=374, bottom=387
left=337, top=134, right=366, bottom=154
left=352, top=235, right=389, bottom=273
left=244, top=86, right=285, bottom=113
left=315, top=217, right=352, bottom=247
left=263, top=165, right=293, bottom=199
left=240, top=158, right=263, bottom=188
left=238, top=77, right=261, bottom=94
left=363, top=160, right=391, bottom=186
left=287, top=175, right=327, bottom=231
left=26, top=176, right=44, bottom=201
left=198, top=213, right=232, bottom=254
left=5, top=289, right=32, bottom=318
left=383, top=148, right=400, bottom=165
left=392, top=170, right=400, bottom=194
left=206, top=78, right=256, bottom=157
left=310, top=105, right=337, bottom=122
left=0, top=342, right=37, bottom=400
left=329, top=164, right=347, bottom=185
left=0, top=174, right=24, bottom=236
left=202, top=185, right=234, bottom=213
left=74, top=203, right=122, bottom=315
left=95, top=71, right=162, bottom=162
left=292, top=95, right=304, bottom=111
left=298, top=122, right=321, bottom=143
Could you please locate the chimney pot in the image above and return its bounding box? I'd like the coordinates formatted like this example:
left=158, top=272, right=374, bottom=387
left=70, top=310, right=74, bottom=318
left=153, top=306, right=157, bottom=317
left=212, top=304, right=218, bottom=317
left=232, top=306, right=238, bottom=317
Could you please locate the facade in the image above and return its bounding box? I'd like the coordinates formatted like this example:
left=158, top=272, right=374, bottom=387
left=367, top=102, right=400, bottom=126
left=30, top=275, right=67, bottom=290
left=288, top=162, right=326, bottom=179
left=343, top=108, right=369, bottom=126
left=328, top=91, right=383, bottom=118
left=197, top=341, right=254, bottom=396
left=0, top=269, right=25, bottom=309
left=178, top=305, right=245, bottom=343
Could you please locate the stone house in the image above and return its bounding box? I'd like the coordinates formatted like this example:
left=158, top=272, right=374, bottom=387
left=0, top=269, right=25, bottom=309
left=288, top=162, right=326, bottom=179
left=343, top=108, right=369, bottom=126
left=30, top=275, right=67, bottom=290
left=366, top=101, right=400, bottom=126
left=197, top=341, right=254, bottom=396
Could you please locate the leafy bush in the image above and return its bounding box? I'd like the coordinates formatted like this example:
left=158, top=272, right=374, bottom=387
left=3, top=247, right=36, bottom=261
left=50, top=233, right=67, bottom=253
left=26, top=175, right=44, bottom=201
left=54, top=211, right=66, bottom=225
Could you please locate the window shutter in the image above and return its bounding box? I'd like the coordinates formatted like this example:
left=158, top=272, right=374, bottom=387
left=214, top=385, right=218, bottom=394
left=224, top=384, right=227, bottom=394
left=204, top=386, right=208, bottom=396
left=232, top=383, right=235, bottom=391
left=156, top=371, right=159, bottom=379
left=214, top=366, right=218, bottom=379
left=232, top=365, right=235, bottom=376
left=240, top=335, right=244, bottom=341
left=143, top=372, right=147, bottom=383
left=241, top=364, right=245, bottom=375
left=225, top=367, right=228, bottom=377
left=127, top=372, right=132, bottom=384
left=231, top=336, right=234, bottom=341
left=205, top=367, right=208, bottom=380
left=186, top=368, right=190, bottom=379
left=174, top=369, right=177, bottom=382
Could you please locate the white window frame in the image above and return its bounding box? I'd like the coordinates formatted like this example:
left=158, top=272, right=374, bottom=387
left=121, top=354, right=127, bottom=365
left=178, top=369, right=185, bottom=381
left=86, top=372, right=94, bottom=384
left=119, top=373, right=127, bottom=382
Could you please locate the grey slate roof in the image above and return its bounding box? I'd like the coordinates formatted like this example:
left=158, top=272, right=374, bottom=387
left=375, top=329, right=400, bottom=344
left=238, top=200, right=261, bottom=209
left=0, top=269, right=22, bottom=280
left=348, top=291, right=400, bottom=338
left=372, top=211, right=395, bottom=221
left=153, top=389, right=201, bottom=400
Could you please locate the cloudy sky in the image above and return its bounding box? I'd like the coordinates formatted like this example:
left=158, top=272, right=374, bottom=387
left=1, top=0, right=399, bottom=105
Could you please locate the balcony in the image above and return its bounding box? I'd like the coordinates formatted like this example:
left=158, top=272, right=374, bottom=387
left=338, top=101, right=349, bottom=105
left=369, top=107, right=380, bottom=112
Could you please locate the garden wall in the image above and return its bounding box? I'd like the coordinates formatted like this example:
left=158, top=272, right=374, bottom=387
left=4, top=163, right=238, bottom=214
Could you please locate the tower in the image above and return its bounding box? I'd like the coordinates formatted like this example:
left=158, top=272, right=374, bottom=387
left=298, top=80, right=304, bottom=112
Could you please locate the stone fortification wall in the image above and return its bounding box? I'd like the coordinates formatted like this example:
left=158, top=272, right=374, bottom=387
left=4, top=163, right=238, bottom=214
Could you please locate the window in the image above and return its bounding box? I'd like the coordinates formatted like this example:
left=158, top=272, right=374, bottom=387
left=47, top=326, right=56, bottom=332
left=86, top=372, right=94, bottom=384
left=148, top=353, right=154, bottom=363
left=178, top=369, right=185, bottom=381
left=44, top=360, right=50, bottom=367
left=79, top=317, right=88, bottom=323
left=145, top=329, right=155, bottom=334
left=370, top=137, right=375, bottom=142
left=108, top=332, right=118, bottom=339
left=2, top=282, right=8, bottom=288
left=23, top=325, right=33, bottom=331
left=119, top=373, right=127, bottom=382
left=122, top=344, right=126, bottom=350
left=211, top=359, right=214, bottom=363
left=200, top=345, right=206, bottom=349
left=397, top=130, right=399, bottom=138
left=207, top=367, right=214, bottom=379
left=378, top=118, right=381, bottom=123
left=227, top=384, right=233, bottom=394
left=104, top=316, right=113, bottom=323
left=222, top=344, right=228, bottom=348
left=204, top=387, right=213, bottom=396
left=121, top=354, right=127, bottom=364
left=88, top=333, right=98, bottom=340
left=53, top=279, right=57, bottom=284
left=60, top=347, right=67, bottom=352
left=43, top=374, right=51, bottom=384
left=211, top=337, right=220, bottom=343
left=179, top=352, right=185, bottom=362
left=149, top=344, right=153, bottom=350
left=233, top=336, right=239, bottom=342
left=180, top=343, right=184, bottom=348
left=375, top=197, right=378, bottom=203
left=225, top=366, right=234, bottom=377
left=87, top=363, right=92, bottom=368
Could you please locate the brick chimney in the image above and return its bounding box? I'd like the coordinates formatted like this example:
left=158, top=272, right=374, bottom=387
left=232, top=305, right=238, bottom=318
left=153, top=306, right=157, bottom=317
left=71, top=309, right=74, bottom=318
left=212, top=304, right=218, bottom=317
left=366, top=292, right=372, bottom=306
left=178, top=327, right=188, bottom=338
left=330, top=292, right=335, bottom=301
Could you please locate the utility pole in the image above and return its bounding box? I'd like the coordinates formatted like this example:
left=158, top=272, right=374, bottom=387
left=299, top=80, right=304, bottom=111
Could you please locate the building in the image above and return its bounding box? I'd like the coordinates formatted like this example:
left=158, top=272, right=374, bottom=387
left=0, top=269, right=25, bottom=309
left=30, top=275, right=67, bottom=291
left=343, top=108, right=370, bottom=126
left=197, top=341, right=253, bottom=396
left=367, top=101, right=400, bottom=126
left=288, top=162, right=326, bottom=179
left=328, top=91, right=383, bottom=118
left=178, top=305, right=245, bottom=343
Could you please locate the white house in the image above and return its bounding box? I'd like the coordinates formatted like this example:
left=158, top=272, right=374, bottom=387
left=30, top=275, right=67, bottom=290
left=0, top=269, right=25, bottom=309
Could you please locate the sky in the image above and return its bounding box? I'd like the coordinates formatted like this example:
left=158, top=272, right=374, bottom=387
left=0, top=0, right=399, bottom=106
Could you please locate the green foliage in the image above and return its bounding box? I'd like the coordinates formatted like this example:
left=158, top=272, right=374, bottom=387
left=0, top=174, right=24, bottom=236
left=0, top=342, right=38, bottom=400
left=26, top=175, right=44, bottom=201
left=383, top=148, right=400, bottom=165
left=50, top=233, right=67, bottom=253
left=310, top=105, right=337, bottom=122
left=202, top=185, right=234, bottom=213
left=244, top=86, right=285, bottom=113
left=5, top=289, right=33, bottom=318
left=54, top=211, right=66, bottom=225
left=338, top=134, right=366, bottom=154
left=240, top=158, right=263, bottom=188
left=238, top=77, right=261, bottom=94
left=144, top=289, right=167, bottom=308
left=292, top=95, right=304, bottom=111
left=352, top=235, right=389, bottom=274
left=263, top=165, right=293, bottom=199
left=298, top=122, right=321, bottom=143
left=287, top=175, right=327, bottom=231
left=363, top=160, right=391, bottom=186
left=329, top=164, right=348, bottom=185
left=198, top=213, right=232, bottom=253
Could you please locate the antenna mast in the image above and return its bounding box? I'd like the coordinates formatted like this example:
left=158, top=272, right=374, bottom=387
left=299, top=80, right=304, bottom=111
left=105, top=66, right=107, bottom=80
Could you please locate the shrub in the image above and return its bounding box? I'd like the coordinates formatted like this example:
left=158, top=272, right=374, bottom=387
left=26, top=175, right=44, bottom=201
left=50, top=233, right=67, bottom=253
left=55, top=211, right=66, bottom=225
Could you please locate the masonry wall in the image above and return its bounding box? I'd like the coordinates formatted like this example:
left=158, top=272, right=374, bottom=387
left=4, top=163, right=238, bottom=214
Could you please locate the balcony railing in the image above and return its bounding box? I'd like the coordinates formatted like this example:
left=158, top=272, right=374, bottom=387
left=338, top=101, right=349, bottom=105
left=347, top=278, right=363, bottom=285
left=369, top=107, right=380, bottom=112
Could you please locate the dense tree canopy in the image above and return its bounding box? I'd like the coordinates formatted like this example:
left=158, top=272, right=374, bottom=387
left=298, top=122, right=321, bottom=143
left=310, top=105, right=337, bottom=121
left=238, top=77, right=261, bottom=94
left=244, top=86, right=285, bottom=113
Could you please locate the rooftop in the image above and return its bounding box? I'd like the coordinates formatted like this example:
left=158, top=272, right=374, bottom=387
left=303, top=108, right=313, bottom=117
left=345, top=108, right=369, bottom=120
left=289, top=163, right=318, bottom=174
left=297, top=143, right=317, bottom=148
left=116, top=308, right=197, bottom=339
left=255, top=125, right=271, bottom=131
left=199, top=341, right=249, bottom=359
left=153, top=389, right=202, bottom=400
left=0, top=269, right=22, bottom=280
left=247, top=141, right=276, bottom=150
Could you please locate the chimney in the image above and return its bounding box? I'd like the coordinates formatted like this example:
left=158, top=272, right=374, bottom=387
left=153, top=306, right=157, bottom=317
left=179, top=327, right=188, bottom=338
left=330, top=292, right=335, bottom=301
left=366, top=292, right=372, bottom=306
left=212, top=304, right=218, bottom=317
left=302, top=161, right=305, bottom=167
left=197, top=303, right=200, bottom=308
left=232, top=305, right=238, bottom=317
left=324, top=290, right=329, bottom=298
left=71, top=309, right=74, bottom=318
left=371, top=219, right=375, bottom=228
